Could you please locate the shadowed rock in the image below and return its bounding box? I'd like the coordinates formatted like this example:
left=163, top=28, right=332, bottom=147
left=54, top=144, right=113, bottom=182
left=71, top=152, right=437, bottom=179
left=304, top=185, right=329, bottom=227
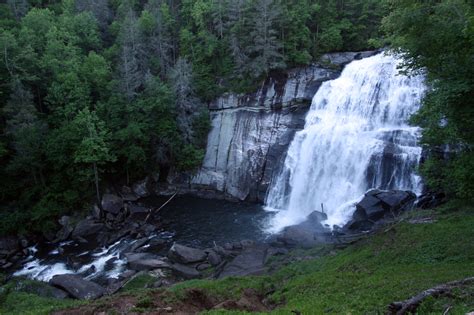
left=71, top=219, right=105, bottom=239
left=168, top=243, right=207, bottom=264
left=345, top=189, right=416, bottom=232
left=172, top=263, right=201, bottom=279
left=218, top=245, right=268, bottom=278
left=101, top=194, right=123, bottom=215
left=50, top=274, right=105, bottom=300
left=125, top=253, right=170, bottom=271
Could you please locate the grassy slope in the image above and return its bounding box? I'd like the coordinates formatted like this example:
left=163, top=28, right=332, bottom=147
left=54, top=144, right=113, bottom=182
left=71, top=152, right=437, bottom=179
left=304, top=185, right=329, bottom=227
left=1, top=203, right=473, bottom=314
left=172, top=204, right=474, bottom=314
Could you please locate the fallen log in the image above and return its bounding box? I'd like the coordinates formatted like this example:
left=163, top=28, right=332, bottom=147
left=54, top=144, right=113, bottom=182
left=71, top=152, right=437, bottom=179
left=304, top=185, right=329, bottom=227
left=387, top=276, right=474, bottom=315
left=144, top=190, right=179, bottom=223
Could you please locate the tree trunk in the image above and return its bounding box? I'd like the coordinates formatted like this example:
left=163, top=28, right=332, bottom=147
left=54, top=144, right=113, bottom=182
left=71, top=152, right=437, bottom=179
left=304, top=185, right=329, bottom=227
left=387, top=277, right=474, bottom=315
left=93, top=162, right=101, bottom=208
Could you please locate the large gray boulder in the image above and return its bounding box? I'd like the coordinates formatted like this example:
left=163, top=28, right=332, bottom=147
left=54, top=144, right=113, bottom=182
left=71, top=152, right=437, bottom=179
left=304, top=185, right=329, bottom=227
left=7, top=278, right=69, bottom=299
left=320, top=50, right=379, bottom=66
left=50, top=274, right=105, bottom=300
left=125, top=253, right=170, bottom=271
left=345, top=189, right=416, bottom=232
left=218, top=246, right=268, bottom=278
left=0, top=236, right=19, bottom=252
left=101, top=194, right=123, bottom=215
left=171, top=263, right=201, bottom=279
left=71, top=218, right=105, bottom=239
left=168, top=243, right=207, bottom=264
left=276, top=210, right=331, bottom=247
left=132, top=179, right=150, bottom=198
left=359, top=189, right=416, bottom=221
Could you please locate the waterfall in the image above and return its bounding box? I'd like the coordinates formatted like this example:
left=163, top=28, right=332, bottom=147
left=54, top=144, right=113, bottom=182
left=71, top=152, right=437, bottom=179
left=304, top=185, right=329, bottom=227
left=264, top=53, right=426, bottom=233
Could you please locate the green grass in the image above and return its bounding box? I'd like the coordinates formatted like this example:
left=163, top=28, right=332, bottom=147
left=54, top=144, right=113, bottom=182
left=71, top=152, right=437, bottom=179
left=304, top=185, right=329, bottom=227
left=1, top=203, right=473, bottom=314
left=0, top=279, right=83, bottom=315
left=121, top=273, right=159, bottom=292
left=170, top=204, right=474, bottom=314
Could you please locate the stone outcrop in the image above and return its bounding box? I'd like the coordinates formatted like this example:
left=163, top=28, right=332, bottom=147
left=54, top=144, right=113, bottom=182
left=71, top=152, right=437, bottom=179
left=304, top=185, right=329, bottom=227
left=168, top=243, right=207, bottom=264
left=160, top=51, right=378, bottom=202
left=344, top=189, right=416, bottom=232
left=50, top=274, right=105, bottom=300
left=0, top=236, right=29, bottom=270
left=276, top=211, right=331, bottom=248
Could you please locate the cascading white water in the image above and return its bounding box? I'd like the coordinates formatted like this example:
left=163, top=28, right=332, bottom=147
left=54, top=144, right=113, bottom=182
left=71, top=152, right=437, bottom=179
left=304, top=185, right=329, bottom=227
left=264, top=53, right=426, bottom=233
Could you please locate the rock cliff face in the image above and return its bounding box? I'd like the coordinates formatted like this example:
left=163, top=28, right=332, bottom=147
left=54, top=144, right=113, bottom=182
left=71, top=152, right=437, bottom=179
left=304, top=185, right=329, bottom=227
left=162, top=51, right=378, bottom=202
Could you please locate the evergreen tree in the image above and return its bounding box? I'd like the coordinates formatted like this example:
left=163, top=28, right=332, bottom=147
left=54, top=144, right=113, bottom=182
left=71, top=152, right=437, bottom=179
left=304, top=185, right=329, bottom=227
left=247, top=0, right=285, bottom=78
left=118, top=5, right=146, bottom=102
left=4, top=79, right=47, bottom=186
left=140, top=0, right=175, bottom=78
left=7, top=0, right=29, bottom=21
left=169, top=57, right=202, bottom=143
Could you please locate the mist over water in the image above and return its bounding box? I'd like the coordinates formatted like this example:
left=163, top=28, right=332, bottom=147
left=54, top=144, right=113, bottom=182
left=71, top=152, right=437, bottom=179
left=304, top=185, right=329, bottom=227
left=264, top=53, right=426, bottom=232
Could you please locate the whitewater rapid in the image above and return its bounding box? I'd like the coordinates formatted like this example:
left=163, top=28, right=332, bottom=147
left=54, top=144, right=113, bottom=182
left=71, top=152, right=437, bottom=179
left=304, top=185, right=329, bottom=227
left=264, top=53, right=426, bottom=232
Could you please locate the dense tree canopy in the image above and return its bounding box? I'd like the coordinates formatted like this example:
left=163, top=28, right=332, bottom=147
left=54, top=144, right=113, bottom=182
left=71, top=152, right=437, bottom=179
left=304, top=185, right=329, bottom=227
left=0, top=0, right=387, bottom=235
left=383, top=0, right=474, bottom=201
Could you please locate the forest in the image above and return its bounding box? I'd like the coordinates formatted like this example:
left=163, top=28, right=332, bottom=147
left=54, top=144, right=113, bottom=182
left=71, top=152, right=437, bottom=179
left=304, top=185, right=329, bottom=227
left=0, top=0, right=472, bottom=237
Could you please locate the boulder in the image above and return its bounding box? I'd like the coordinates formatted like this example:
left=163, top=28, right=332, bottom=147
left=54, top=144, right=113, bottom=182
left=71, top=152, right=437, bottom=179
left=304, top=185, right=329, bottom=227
left=171, top=263, right=201, bottom=279
left=58, top=216, right=71, bottom=227
left=277, top=214, right=331, bottom=248
left=50, top=274, right=105, bottom=300
left=355, top=194, right=384, bottom=221
left=8, top=278, right=69, bottom=299
left=345, top=189, right=416, bottom=232
left=196, top=263, right=212, bottom=271
left=207, top=250, right=222, bottom=266
left=168, top=243, right=207, bottom=264
left=71, top=219, right=105, bottom=239
left=55, top=225, right=73, bottom=242
left=416, top=191, right=446, bottom=209
left=344, top=219, right=374, bottom=232
left=125, top=253, right=170, bottom=271
left=306, top=211, right=328, bottom=225
left=320, top=50, right=379, bottom=66
left=277, top=225, right=316, bottom=247
left=265, top=247, right=289, bottom=263
left=218, top=246, right=268, bottom=278
left=101, top=194, right=123, bottom=215
left=121, top=186, right=139, bottom=202
left=376, top=190, right=416, bottom=212
left=127, top=204, right=150, bottom=220
left=132, top=179, right=150, bottom=198
left=0, top=236, right=19, bottom=252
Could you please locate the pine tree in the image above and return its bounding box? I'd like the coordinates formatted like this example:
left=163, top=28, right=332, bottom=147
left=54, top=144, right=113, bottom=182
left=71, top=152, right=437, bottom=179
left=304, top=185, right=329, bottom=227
left=118, top=6, right=146, bottom=102
left=75, top=0, right=112, bottom=32
left=211, top=0, right=226, bottom=39
left=248, top=0, right=285, bottom=78
left=7, top=0, right=29, bottom=21
left=226, top=0, right=250, bottom=77
left=4, top=79, right=47, bottom=185
left=141, top=0, right=175, bottom=78
left=169, top=58, right=201, bottom=143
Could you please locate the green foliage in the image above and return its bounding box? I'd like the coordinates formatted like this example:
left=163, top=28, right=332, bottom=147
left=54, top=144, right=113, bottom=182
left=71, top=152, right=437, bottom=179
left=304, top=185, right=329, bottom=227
left=0, top=0, right=209, bottom=235
left=0, top=0, right=387, bottom=235
left=121, top=273, right=158, bottom=292
left=384, top=0, right=474, bottom=201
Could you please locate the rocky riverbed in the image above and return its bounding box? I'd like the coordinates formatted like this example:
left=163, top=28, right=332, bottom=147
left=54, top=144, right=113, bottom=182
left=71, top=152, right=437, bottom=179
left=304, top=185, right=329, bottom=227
left=0, top=187, right=445, bottom=301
